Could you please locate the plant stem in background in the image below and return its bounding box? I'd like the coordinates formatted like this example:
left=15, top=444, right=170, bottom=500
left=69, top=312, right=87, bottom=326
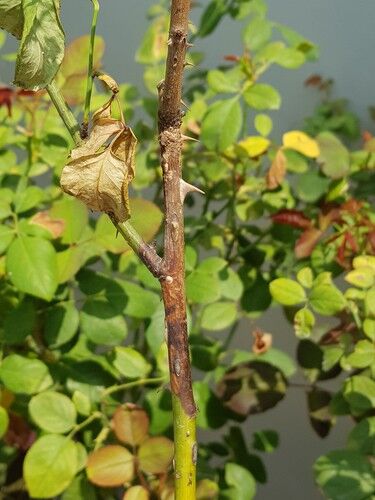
left=82, top=0, right=100, bottom=138
left=158, top=0, right=197, bottom=498
left=46, top=81, right=82, bottom=145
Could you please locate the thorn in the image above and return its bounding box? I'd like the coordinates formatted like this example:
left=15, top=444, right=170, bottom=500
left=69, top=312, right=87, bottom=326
left=181, top=134, right=199, bottom=142
left=167, top=38, right=173, bottom=46
left=186, top=42, right=194, bottom=48
left=184, top=61, right=195, bottom=68
left=180, top=179, right=205, bottom=204
left=180, top=99, right=190, bottom=110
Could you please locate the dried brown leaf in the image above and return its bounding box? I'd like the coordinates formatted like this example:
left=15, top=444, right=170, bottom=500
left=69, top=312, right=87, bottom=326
left=266, top=150, right=286, bottom=190
left=61, top=98, right=137, bottom=222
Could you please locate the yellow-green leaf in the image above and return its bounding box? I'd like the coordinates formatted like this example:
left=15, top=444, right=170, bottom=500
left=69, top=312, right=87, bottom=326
left=283, top=130, right=320, bottom=158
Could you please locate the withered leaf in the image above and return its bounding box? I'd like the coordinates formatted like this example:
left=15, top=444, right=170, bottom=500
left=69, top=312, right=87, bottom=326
left=61, top=98, right=136, bottom=222
left=266, top=149, right=286, bottom=190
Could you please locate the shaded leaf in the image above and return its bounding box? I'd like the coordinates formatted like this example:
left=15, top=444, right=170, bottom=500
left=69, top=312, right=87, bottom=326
left=201, top=97, right=242, bottom=151
left=15, top=0, right=65, bottom=90
left=0, top=0, right=23, bottom=39
left=113, top=346, right=151, bottom=379
left=317, top=131, right=350, bottom=179
left=138, top=436, right=174, bottom=474
left=225, top=463, right=256, bottom=500
left=314, top=450, right=375, bottom=500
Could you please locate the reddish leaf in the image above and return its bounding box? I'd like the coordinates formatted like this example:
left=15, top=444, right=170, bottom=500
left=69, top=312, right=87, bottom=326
left=318, top=206, right=341, bottom=231
left=0, top=87, right=14, bottom=116
left=340, top=199, right=363, bottom=213
left=111, top=404, right=149, bottom=446
left=224, top=54, right=240, bottom=62
left=295, top=228, right=322, bottom=259
left=5, top=413, right=36, bottom=451
left=30, top=212, right=65, bottom=238
left=304, top=74, right=323, bottom=87
left=266, top=150, right=286, bottom=190
left=271, top=209, right=312, bottom=230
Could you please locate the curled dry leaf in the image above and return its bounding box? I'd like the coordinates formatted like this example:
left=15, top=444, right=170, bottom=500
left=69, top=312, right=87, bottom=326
left=252, top=329, right=272, bottom=354
left=61, top=98, right=136, bottom=222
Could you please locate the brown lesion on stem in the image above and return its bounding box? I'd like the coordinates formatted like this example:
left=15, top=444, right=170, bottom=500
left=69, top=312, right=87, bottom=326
left=157, top=0, right=196, bottom=418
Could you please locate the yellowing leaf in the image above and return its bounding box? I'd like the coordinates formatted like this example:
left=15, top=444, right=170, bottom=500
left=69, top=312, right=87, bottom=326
left=238, top=136, right=270, bottom=158
left=61, top=98, right=137, bottom=222
left=353, top=255, right=375, bottom=273
left=283, top=131, right=320, bottom=158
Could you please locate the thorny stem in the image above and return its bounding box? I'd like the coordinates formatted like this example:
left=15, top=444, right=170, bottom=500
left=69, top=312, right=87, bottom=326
left=82, top=0, right=100, bottom=137
left=158, top=1, right=197, bottom=498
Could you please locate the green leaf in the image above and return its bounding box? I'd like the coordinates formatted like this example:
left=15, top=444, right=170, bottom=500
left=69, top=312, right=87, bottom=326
left=273, top=47, right=305, bottom=68
left=293, top=308, right=315, bottom=338
left=345, top=267, right=374, bottom=289
left=145, top=302, right=165, bottom=356
left=113, top=347, right=151, bottom=379
left=198, top=0, right=227, bottom=37
left=3, top=297, right=36, bottom=344
left=44, top=302, right=79, bottom=348
left=317, top=131, right=350, bottom=179
left=344, top=375, right=375, bottom=413
left=24, top=435, right=78, bottom=498
left=207, top=68, right=242, bottom=94
left=347, top=417, right=375, bottom=455
left=0, top=225, right=15, bottom=254
left=252, top=430, right=279, bottom=453
left=365, top=287, right=375, bottom=317
left=314, top=450, right=375, bottom=500
left=0, top=407, right=9, bottom=439
left=219, top=267, right=244, bottom=301
left=231, top=348, right=296, bottom=378
left=186, top=270, right=221, bottom=304
left=296, top=267, right=313, bottom=288
left=345, top=340, right=375, bottom=369
left=363, top=318, right=375, bottom=341
left=201, top=302, right=237, bottom=331
left=269, top=278, right=306, bottom=306
left=50, top=196, right=88, bottom=245
left=244, top=84, right=281, bottom=110
left=310, top=283, right=346, bottom=315
left=87, top=445, right=134, bottom=487
left=225, top=463, right=256, bottom=500
left=61, top=474, right=97, bottom=500
left=118, top=280, right=159, bottom=319
left=80, top=298, right=127, bottom=346
left=94, top=199, right=163, bottom=253
left=254, top=114, right=273, bottom=136
left=29, top=391, right=77, bottom=433
left=6, top=235, right=58, bottom=301
left=322, top=346, right=343, bottom=372
left=14, top=186, right=44, bottom=214
left=135, top=15, right=167, bottom=64
left=15, top=0, right=65, bottom=90
left=242, top=17, right=272, bottom=51
left=138, top=437, right=174, bottom=474
left=0, top=0, right=23, bottom=39
left=295, top=170, right=331, bottom=203
left=0, top=354, right=52, bottom=394
left=201, top=97, right=242, bottom=151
